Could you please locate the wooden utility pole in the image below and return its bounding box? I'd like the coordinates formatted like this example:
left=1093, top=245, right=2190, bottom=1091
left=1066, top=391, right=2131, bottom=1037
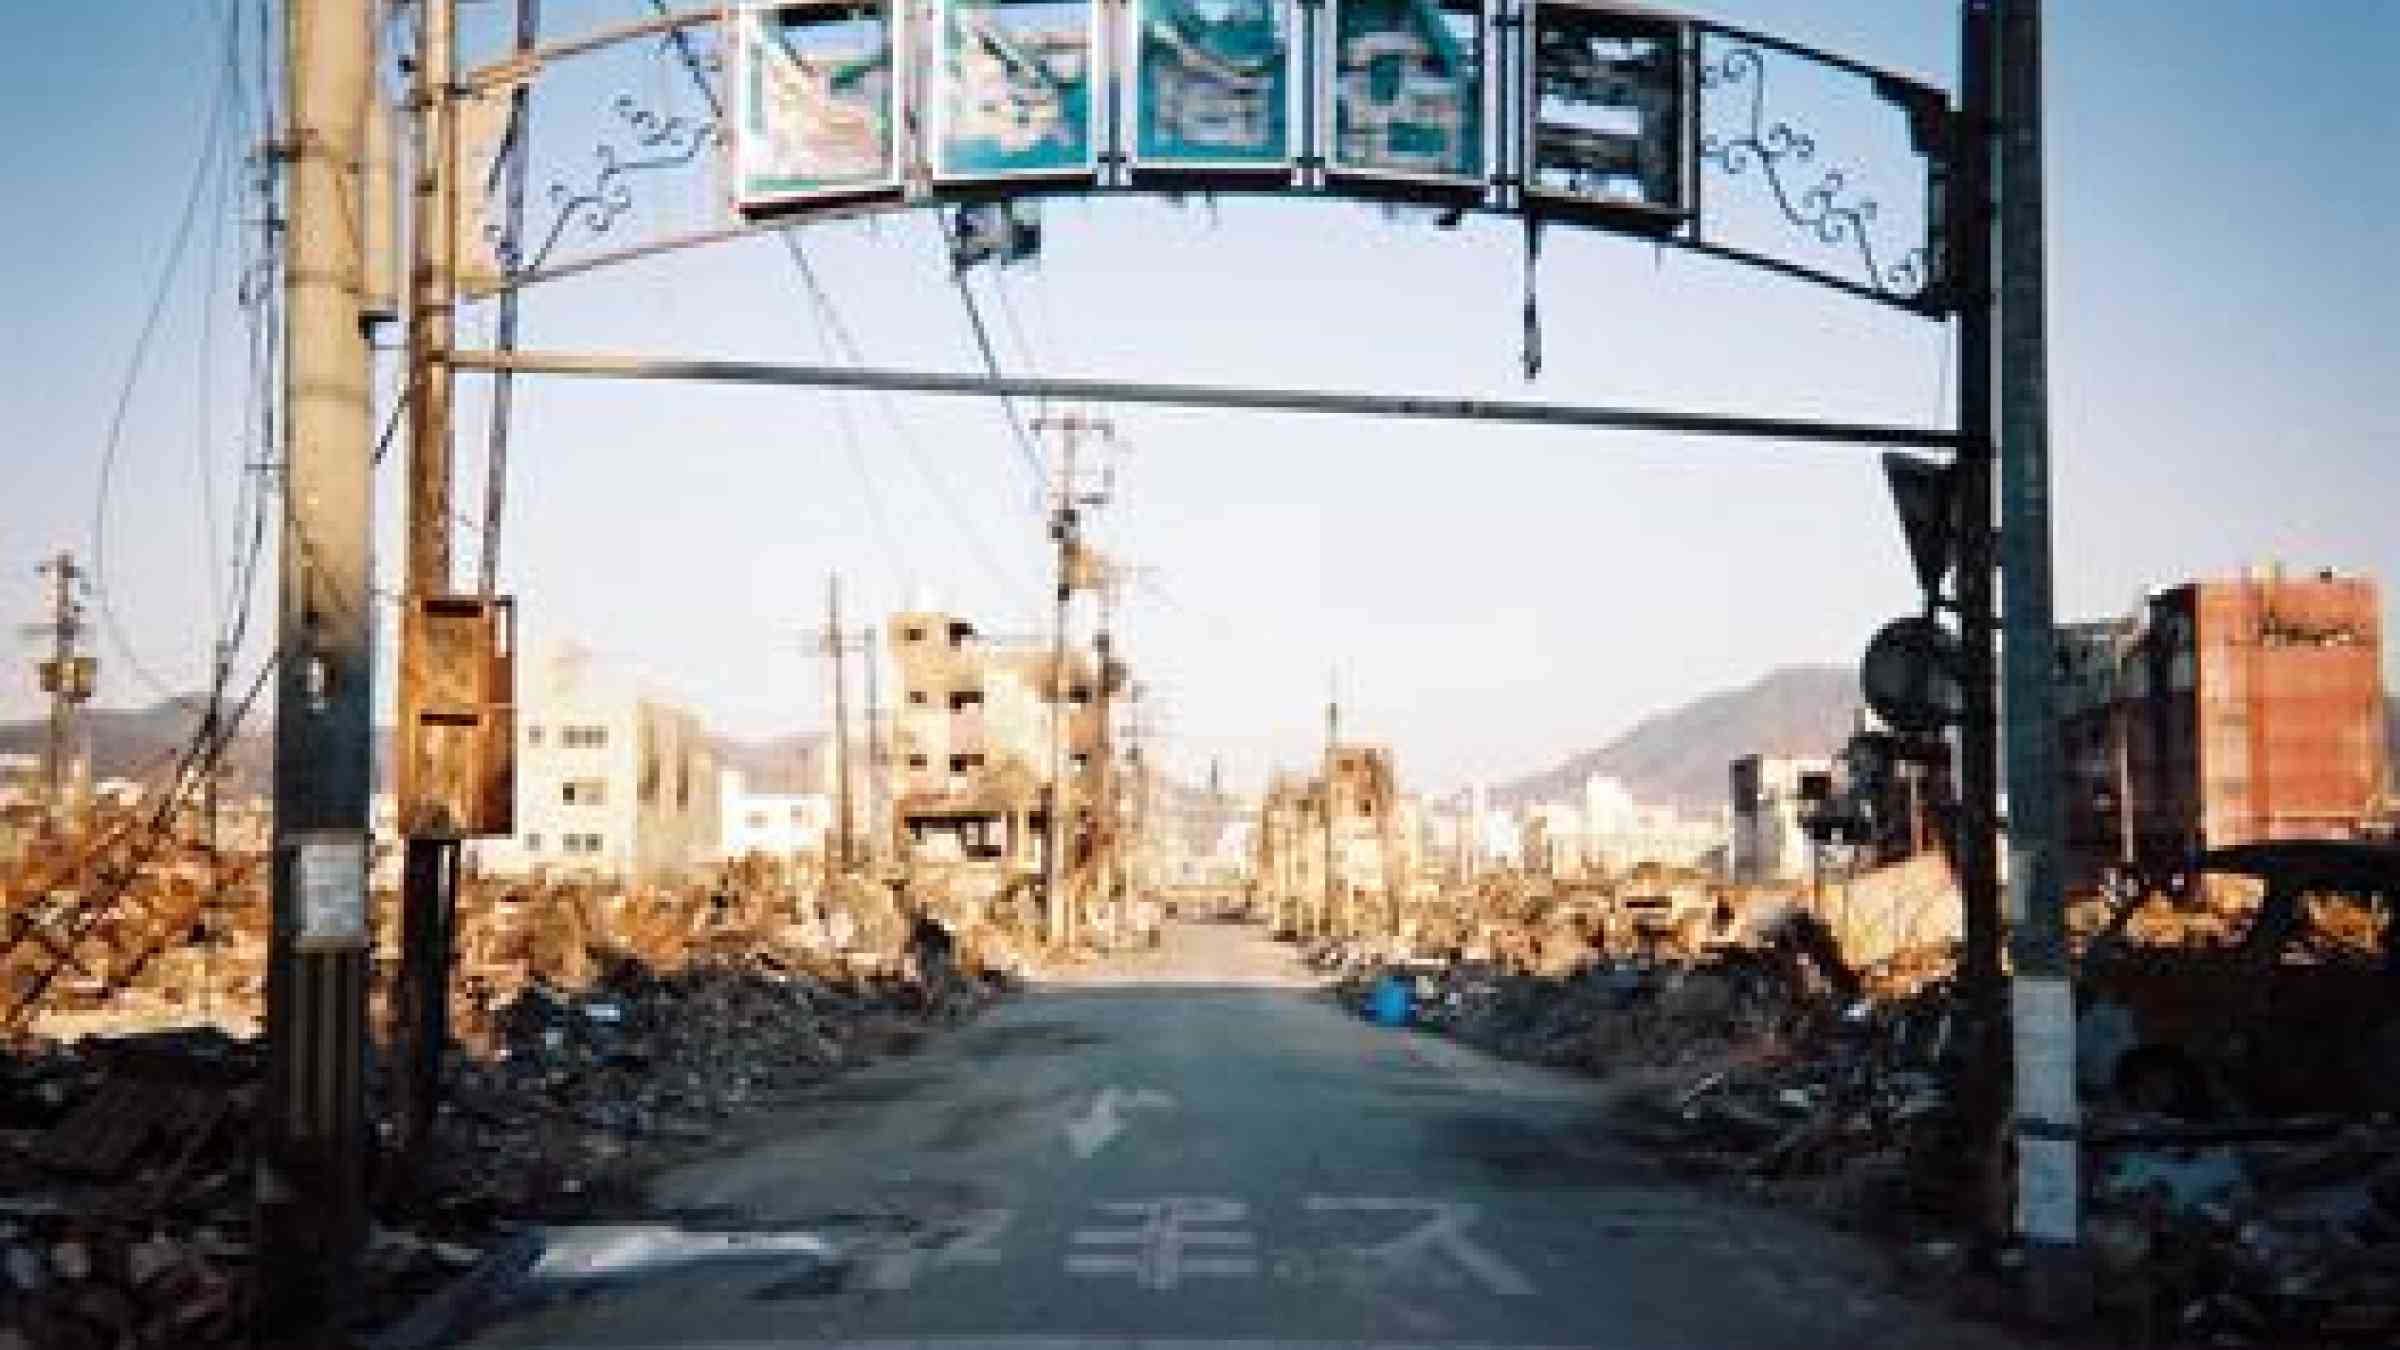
left=1997, top=0, right=2088, bottom=1321
left=30, top=552, right=92, bottom=831
left=261, top=0, right=377, bottom=1330
left=393, top=0, right=461, bottom=1201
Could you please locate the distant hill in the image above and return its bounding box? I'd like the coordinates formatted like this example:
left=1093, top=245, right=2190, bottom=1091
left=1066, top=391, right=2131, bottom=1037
left=1491, top=665, right=1865, bottom=816
left=13, top=688, right=2398, bottom=813
left=0, top=697, right=276, bottom=795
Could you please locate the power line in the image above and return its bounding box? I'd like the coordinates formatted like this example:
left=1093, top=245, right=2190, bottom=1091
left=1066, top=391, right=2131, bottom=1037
left=938, top=215, right=1047, bottom=486
left=88, top=5, right=241, bottom=702
left=637, top=1, right=1038, bottom=609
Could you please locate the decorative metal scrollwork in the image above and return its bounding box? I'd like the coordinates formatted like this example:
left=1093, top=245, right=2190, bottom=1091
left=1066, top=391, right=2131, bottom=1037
left=1698, top=46, right=1930, bottom=301
left=508, top=94, right=719, bottom=276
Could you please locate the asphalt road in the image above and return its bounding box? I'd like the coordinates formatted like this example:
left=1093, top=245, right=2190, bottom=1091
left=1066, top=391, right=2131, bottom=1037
left=452, top=921, right=2024, bottom=1349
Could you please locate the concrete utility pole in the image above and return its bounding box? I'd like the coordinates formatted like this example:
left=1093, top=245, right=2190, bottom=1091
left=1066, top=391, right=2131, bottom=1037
left=261, top=0, right=377, bottom=1331
left=1323, top=678, right=1337, bottom=942
left=864, top=624, right=882, bottom=863
left=393, top=0, right=461, bottom=1201
left=1997, top=0, right=2087, bottom=1322
left=1035, top=409, right=1113, bottom=947
left=30, top=552, right=92, bottom=831
left=1094, top=587, right=1116, bottom=940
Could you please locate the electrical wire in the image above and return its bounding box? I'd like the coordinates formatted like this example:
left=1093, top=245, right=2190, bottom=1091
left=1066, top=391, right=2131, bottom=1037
left=937, top=215, right=1047, bottom=486
left=88, top=3, right=241, bottom=702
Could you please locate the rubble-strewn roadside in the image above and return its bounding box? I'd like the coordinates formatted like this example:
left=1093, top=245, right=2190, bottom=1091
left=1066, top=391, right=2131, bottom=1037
left=0, top=858, right=1021, bottom=1350
left=1314, top=895, right=2400, bottom=1347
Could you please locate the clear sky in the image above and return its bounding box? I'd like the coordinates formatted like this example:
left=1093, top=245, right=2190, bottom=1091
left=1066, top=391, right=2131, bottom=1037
left=3, top=1, right=2394, bottom=797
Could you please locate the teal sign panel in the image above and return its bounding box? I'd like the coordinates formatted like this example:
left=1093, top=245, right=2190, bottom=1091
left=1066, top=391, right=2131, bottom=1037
left=737, top=2, right=902, bottom=210
left=937, top=0, right=1098, bottom=179
left=1134, top=0, right=1291, bottom=169
left=1330, top=0, right=1484, bottom=183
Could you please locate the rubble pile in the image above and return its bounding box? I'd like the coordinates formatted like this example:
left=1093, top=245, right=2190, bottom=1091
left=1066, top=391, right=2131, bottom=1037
left=425, top=949, right=1002, bottom=1226
left=0, top=858, right=1019, bottom=1350
left=1328, top=882, right=2400, bottom=1344
left=0, top=1030, right=265, bottom=1350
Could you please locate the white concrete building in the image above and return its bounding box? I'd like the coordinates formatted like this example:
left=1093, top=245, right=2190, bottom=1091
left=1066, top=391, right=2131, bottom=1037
left=719, top=767, right=834, bottom=861
left=470, top=644, right=721, bottom=881
left=1730, top=755, right=1833, bottom=883
left=1579, top=773, right=1729, bottom=875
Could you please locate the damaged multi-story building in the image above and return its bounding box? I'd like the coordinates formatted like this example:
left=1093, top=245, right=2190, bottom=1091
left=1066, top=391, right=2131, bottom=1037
left=1251, top=744, right=1418, bottom=937
left=2056, top=565, right=2389, bottom=884
left=883, top=610, right=1115, bottom=887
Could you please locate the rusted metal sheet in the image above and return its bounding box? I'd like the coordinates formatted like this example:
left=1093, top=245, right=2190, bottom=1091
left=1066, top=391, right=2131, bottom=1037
left=398, top=594, right=518, bottom=838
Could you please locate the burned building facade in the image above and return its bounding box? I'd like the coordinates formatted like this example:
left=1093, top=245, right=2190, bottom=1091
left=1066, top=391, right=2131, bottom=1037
left=886, top=611, right=1110, bottom=875
left=1252, top=744, right=1416, bottom=937
left=2059, top=568, right=2388, bottom=883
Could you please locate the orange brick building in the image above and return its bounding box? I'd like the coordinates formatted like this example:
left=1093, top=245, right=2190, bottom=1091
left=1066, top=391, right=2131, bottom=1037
left=2059, top=568, right=2387, bottom=882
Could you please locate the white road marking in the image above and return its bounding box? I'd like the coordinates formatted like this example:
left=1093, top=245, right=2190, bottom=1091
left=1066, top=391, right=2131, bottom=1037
left=1301, top=1197, right=1536, bottom=1297
left=501, top=1325, right=1593, bottom=1335
left=1066, top=1196, right=1259, bottom=1289
left=1064, top=1087, right=1177, bottom=1159
left=856, top=1208, right=1013, bottom=1291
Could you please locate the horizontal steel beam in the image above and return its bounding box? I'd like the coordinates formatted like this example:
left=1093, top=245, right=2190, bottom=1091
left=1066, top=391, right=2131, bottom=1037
left=465, top=7, right=720, bottom=89
left=443, top=349, right=1961, bottom=450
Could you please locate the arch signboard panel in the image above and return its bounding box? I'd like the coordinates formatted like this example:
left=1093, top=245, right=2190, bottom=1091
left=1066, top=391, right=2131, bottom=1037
left=1323, top=0, right=1487, bottom=195
left=1523, top=1, right=1688, bottom=229
left=1127, top=0, right=1297, bottom=180
left=735, top=2, right=908, bottom=212
left=933, top=0, right=1105, bottom=185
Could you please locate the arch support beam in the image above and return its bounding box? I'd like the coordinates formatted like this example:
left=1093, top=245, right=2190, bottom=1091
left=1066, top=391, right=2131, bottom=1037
left=443, top=348, right=1961, bottom=452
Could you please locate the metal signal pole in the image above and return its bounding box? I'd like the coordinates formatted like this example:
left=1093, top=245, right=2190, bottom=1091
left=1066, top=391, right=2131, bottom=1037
left=261, top=0, right=377, bottom=1329
left=1997, top=0, right=2088, bottom=1322
left=1953, top=0, right=2003, bottom=1038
